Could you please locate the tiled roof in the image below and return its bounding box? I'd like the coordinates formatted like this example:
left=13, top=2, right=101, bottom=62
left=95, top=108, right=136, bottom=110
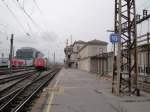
left=87, top=39, right=108, bottom=45
left=74, top=40, right=86, bottom=44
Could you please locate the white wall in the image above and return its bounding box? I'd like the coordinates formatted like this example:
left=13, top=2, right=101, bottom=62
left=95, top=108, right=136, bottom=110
left=78, top=44, right=107, bottom=72
left=88, top=45, right=107, bottom=57
left=72, top=43, right=86, bottom=64
left=78, top=46, right=88, bottom=59
left=73, top=43, right=85, bottom=53
left=78, top=58, right=91, bottom=72
left=78, top=44, right=107, bottom=59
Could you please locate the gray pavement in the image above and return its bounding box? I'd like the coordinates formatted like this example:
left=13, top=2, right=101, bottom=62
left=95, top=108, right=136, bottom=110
left=43, top=68, right=150, bottom=112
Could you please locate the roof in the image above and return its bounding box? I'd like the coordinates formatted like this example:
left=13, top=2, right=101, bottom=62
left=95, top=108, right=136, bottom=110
left=73, top=40, right=86, bottom=47
left=78, top=39, right=108, bottom=53
left=74, top=40, right=86, bottom=44
left=87, top=39, right=108, bottom=45
left=20, top=47, right=37, bottom=51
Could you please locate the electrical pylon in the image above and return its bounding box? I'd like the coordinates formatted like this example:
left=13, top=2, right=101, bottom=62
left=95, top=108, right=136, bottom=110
left=112, top=0, right=139, bottom=96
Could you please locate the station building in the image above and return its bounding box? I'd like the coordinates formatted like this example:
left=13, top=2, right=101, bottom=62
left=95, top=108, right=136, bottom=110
left=16, top=47, right=43, bottom=66
left=64, top=37, right=150, bottom=77
left=71, top=40, right=86, bottom=68
left=64, top=39, right=114, bottom=75
left=90, top=52, right=113, bottom=75
left=77, top=39, right=109, bottom=73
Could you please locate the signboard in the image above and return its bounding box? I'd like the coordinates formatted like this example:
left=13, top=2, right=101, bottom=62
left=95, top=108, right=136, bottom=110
left=110, top=33, right=120, bottom=44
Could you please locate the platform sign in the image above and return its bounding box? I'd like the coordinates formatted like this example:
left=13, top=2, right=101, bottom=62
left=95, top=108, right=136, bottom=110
left=110, top=33, right=120, bottom=44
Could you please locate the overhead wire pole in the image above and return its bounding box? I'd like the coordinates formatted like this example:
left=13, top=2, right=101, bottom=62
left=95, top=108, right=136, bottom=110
left=147, top=32, right=150, bottom=77
left=112, top=0, right=118, bottom=94
left=116, top=0, right=121, bottom=96
left=113, top=0, right=139, bottom=96
left=53, top=52, right=55, bottom=65
left=9, top=34, right=14, bottom=74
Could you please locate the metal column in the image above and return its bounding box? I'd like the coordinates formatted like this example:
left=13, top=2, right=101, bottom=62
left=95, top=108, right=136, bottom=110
left=112, top=0, right=139, bottom=96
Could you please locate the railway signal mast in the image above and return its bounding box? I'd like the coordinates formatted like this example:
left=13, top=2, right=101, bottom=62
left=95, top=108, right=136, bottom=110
left=112, top=0, right=139, bottom=96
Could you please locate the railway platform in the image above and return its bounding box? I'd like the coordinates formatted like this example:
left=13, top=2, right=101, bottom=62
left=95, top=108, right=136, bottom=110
left=31, top=68, right=150, bottom=112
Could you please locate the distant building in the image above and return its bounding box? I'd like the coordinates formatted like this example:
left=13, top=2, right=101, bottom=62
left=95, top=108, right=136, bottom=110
left=16, top=47, right=43, bottom=60
left=16, top=47, right=44, bottom=66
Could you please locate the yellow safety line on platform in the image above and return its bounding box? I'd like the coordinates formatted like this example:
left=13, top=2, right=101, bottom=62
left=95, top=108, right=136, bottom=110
left=45, top=71, right=62, bottom=112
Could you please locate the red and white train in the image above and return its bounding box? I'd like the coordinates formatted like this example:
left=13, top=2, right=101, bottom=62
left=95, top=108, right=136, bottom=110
left=11, top=58, right=25, bottom=67
left=10, top=57, right=48, bottom=70
left=33, top=58, right=48, bottom=70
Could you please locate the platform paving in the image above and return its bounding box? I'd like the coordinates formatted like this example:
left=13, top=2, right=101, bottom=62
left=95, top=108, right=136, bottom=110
left=33, top=68, right=150, bottom=112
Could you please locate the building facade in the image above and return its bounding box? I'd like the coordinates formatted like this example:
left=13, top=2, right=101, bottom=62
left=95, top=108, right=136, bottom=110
left=90, top=52, right=113, bottom=75
left=78, top=39, right=108, bottom=72
left=16, top=47, right=43, bottom=66
left=64, top=39, right=113, bottom=75
left=71, top=40, right=86, bottom=68
left=16, top=47, right=43, bottom=60
left=64, top=35, right=150, bottom=78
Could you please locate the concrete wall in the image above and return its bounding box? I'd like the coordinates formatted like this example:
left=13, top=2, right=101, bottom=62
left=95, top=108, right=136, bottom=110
left=78, top=58, right=91, bottom=72
left=107, top=55, right=113, bottom=73
left=90, top=58, right=113, bottom=75
left=88, top=45, right=107, bottom=57
left=78, top=44, right=107, bottom=72
left=78, top=55, right=113, bottom=75
left=69, top=42, right=86, bottom=69
left=78, top=45, right=107, bottom=59
left=90, top=52, right=113, bottom=75
left=78, top=46, right=89, bottom=59
left=73, top=43, right=85, bottom=53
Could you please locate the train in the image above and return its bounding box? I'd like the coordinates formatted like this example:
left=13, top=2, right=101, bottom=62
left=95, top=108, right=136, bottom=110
left=7, top=57, right=48, bottom=70
left=33, top=58, right=48, bottom=70
left=11, top=59, right=25, bottom=67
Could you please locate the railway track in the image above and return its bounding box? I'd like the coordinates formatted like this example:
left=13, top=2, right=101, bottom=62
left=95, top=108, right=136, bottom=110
left=0, top=67, right=35, bottom=75
left=0, top=71, right=42, bottom=110
left=0, top=67, right=60, bottom=112
left=0, top=66, right=33, bottom=70
left=0, top=70, right=36, bottom=85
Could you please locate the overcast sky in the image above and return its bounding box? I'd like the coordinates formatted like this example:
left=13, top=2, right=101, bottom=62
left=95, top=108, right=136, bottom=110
left=0, top=0, right=149, bottom=62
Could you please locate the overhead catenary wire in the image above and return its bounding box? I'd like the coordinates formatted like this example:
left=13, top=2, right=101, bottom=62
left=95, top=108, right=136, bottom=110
left=33, top=0, right=43, bottom=15
left=32, top=0, right=48, bottom=28
left=9, top=0, right=44, bottom=39
left=1, top=0, right=56, bottom=42
left=13, top=0, right=41, bottom=29
left=32, top=0, right=56, bottom=41
left=13, top=0, right=54, bottom=41
left=1, top=0, right=28, bottom=34
left=25, top=0, right=56, bottom=42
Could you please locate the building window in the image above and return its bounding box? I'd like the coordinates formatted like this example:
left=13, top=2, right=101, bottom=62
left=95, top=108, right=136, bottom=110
left=99, top=48, right=103, bottom=54
left=77, top=46, right=79, bottom=51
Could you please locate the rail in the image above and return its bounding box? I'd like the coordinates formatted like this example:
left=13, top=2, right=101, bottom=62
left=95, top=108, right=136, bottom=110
left=0, top=67, right=61, bottom=112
